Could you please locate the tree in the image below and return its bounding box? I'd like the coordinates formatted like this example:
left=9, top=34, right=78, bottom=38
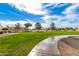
left=15, top=23, right=21, bottom=32
left=24, top=23, right=32, bottom=31
left=50, top=22, right=55, bottom=30
left=6, top=25, right=9, bottom=28
left=35, top=22, right=42, bottom=30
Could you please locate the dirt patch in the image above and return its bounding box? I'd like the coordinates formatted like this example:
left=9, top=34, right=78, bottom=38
left=0, top=33, right=17, bottom=37
left=58, top=41, right=79, bottom=56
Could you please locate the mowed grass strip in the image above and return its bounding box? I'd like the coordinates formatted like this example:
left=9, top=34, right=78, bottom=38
left=0, top=31, right=79, bottom=56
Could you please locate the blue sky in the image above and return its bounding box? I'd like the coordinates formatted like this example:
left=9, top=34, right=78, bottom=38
left=0, top=3, right=79, bottom=28
left=0, top=3, right=43, bottom=22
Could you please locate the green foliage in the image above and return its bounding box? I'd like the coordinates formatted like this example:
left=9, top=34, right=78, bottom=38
left=35, top=22, right=42, bottom=30
left=15, top=23, right=21, bottom=29
left=24, top=23, right=32, bottom=28
left=2, top=28, right=8, bottom=30
left=50, top=22, right=55, bottom=30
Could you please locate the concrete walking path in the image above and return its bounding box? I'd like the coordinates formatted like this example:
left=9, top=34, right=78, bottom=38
left=28, top=35, right=79, bottom=56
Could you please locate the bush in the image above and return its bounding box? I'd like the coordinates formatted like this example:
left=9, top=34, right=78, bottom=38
left=8, top=31, right=12, bottom=33
left=4, top=31, right=7, bottom=33
left=0, top=31, right=3, bottom=34
left=2, top=28, right=8, bottom=30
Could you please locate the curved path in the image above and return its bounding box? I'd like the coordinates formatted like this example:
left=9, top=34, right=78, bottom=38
left=28, top=35, right=79, bottom=56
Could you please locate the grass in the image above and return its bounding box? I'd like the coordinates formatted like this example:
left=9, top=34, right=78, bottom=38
left=0, top=31, right=79, bottom=56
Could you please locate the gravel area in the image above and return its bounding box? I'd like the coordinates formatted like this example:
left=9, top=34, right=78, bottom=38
left=58, top=40, right=79, bottom=56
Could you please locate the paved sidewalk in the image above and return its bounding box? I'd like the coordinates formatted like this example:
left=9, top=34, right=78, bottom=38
left=28, top=37, right=60, bottom=56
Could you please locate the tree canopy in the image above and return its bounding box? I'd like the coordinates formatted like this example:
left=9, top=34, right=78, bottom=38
left=35, top=22, right=42, bottom=30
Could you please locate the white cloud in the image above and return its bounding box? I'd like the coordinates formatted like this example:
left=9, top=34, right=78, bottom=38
left=10, top=3, right=48, bottom=15
left=62, top=4, right=79, bottom=27
left=1, top=3, right=79, bottom=28
left=42, top=12, right=79, bottom=28
left=42, top=15, right=63, bottom=28
left=63, top=4, right=79, bottom=14
left=1, top=0, right=79, bottom=3
left=0, top=19, right=35, bottom=29
left=41, top=4, right=79, bottom=28
left=9, top=3, right=78, bottom=28
left=10, top=3, right=68, bottom=15
left=44, top=3, right=68, bottom=9
left=43, top=3, right=55, bottom=8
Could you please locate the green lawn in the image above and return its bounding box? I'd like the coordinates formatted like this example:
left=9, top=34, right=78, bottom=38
left=0, top=31, right=79, bottom=56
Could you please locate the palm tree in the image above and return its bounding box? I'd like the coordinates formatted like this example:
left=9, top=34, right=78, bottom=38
left=35, top=22, right=42, bottom=30
left=24, top=23, right=32, bottom=31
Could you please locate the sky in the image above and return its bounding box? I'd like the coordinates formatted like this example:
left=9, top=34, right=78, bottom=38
left=0, top=3, right=79, bottom=28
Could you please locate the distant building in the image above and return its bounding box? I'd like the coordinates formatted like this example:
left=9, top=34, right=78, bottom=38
left=75, top=27, right=79, bottom=31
